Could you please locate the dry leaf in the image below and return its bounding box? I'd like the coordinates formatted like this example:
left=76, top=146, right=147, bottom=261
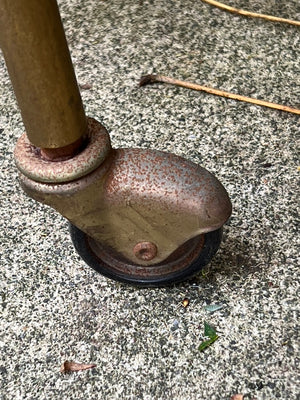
left=60, top=360, right=96, bottom=373
left=230, top=395, right=244, bottom=400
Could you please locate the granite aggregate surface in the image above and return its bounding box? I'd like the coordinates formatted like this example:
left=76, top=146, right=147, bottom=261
left=0, top=0, right=299, bottom=399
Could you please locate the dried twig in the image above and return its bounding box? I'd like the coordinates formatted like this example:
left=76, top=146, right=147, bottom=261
left=139, top=75, right=300, bottom=115
left=60, top=360, right=96, bottom=373
left=201, top=0, right=300, bottom=26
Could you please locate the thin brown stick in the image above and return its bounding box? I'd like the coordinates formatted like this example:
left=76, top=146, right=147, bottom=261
left=201, top=0, right=300, bottom=26
left=139, top=75, right=300, bottom=115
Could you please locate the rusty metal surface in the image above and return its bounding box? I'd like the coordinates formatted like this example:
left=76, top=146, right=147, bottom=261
left=87, top=232, right=206, bottom=279
left=104, top=148, right=232, bottom=228
left=17, top=128, right=231, bottom=265
left=133, top=241, right=158, bottom=261
left=40, top=136, right=85, bottom=162
left=14, top=118, right=111, bottom=183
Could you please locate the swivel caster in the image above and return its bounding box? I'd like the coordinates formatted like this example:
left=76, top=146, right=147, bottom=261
left=69, top=223, right=223, bottom=287
left=15, top=118, right=232, bottom=287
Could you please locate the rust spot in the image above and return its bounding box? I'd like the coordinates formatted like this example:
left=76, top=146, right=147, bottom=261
left=88, top=233, right=205, bottom=277
left=14, top=118, right=111, bottom=183
left=133, top=241, right=158, bottom=261
left=40, top=136, right=86, bottom=161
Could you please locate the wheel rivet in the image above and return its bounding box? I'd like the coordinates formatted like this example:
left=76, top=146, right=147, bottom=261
left=133, top=241, right=158, bottom=261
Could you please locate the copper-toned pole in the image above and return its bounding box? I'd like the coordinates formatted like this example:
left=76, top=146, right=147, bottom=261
left=0, top=0, right=87, bottom=155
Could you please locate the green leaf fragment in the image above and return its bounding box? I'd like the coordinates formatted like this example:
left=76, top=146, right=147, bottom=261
left=204, top=321, right=217, bottom=338
left=198, top=322, right=219, bottom=352
left=198, top=335, right=219, bottom=351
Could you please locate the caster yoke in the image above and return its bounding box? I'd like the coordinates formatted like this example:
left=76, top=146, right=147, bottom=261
left=16, top=118, right=232, bottom=286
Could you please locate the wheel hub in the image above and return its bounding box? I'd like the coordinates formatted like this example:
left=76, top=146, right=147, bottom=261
left=70, top=224, right=223, bottom=287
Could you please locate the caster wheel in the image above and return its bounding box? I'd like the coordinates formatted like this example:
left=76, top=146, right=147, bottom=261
left=69, top=224, right=223, bottom=287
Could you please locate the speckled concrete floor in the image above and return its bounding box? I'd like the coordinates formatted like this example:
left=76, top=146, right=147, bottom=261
left=0, top=1, right=299, bottom=399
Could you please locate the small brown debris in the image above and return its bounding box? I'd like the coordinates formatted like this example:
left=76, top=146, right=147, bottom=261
left=230, top=395, right=244, bottom=400
left=182, top=298, right=190, bottom=308
left=60, top=360, right=96, bottom=373
left=261, top=162, right=272, bottom=168
left=79, top=83, right=92, bottom=90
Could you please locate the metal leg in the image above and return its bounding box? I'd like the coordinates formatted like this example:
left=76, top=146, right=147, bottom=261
left=0, top=0, right=87, bottom=157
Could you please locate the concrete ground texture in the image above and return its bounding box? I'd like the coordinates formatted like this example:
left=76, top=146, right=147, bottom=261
left=0, top=0, right=299, bottom=399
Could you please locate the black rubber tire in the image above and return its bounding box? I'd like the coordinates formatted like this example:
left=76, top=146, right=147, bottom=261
left=69, top=223, right=223, bottom=287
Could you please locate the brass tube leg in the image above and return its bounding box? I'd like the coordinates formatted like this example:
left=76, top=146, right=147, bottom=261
left=0, top=0, right=87, bottom=152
